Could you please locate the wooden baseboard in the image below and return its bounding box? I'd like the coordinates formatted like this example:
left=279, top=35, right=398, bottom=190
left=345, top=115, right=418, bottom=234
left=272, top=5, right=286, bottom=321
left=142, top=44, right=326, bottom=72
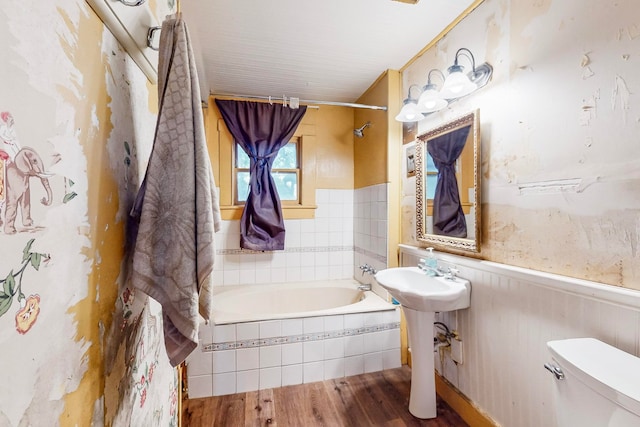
left=435, top=373, right=498, bottom=427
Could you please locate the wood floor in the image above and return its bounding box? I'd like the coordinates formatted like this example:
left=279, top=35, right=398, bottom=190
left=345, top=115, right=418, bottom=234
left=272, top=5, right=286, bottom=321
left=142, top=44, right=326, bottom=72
left=182, top=366, right=468, bottom=427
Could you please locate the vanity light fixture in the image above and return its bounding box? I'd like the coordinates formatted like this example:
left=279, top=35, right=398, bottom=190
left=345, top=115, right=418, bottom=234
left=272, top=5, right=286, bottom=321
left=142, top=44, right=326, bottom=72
left=417, top=69, right=448, bottom=113
left=440, top=48, right=493, bottom=99
left=395, top=84, right=425, bottom=122
left=395, top=47, right=493, bottom=122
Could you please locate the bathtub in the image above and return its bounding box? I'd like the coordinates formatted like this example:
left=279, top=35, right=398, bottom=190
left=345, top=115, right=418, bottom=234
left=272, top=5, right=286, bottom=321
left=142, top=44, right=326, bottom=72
left=186, top=279, right=402, bottom=397
left=211, top=279, right=394, bottom=324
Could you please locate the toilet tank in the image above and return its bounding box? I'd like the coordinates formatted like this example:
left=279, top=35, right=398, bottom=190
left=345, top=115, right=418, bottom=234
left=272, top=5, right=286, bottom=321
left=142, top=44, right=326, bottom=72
left=546, top=338, right=640, bottom=427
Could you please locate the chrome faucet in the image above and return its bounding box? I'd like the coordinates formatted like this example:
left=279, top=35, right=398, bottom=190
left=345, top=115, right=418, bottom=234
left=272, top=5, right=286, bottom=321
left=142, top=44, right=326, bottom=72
left=417, top=261, right=459, bottom=280
left=359, top=264, right=377, bottom=276
left=357, top=283, right=372, bottom=291
left=357, top=264, right=376, bottom=291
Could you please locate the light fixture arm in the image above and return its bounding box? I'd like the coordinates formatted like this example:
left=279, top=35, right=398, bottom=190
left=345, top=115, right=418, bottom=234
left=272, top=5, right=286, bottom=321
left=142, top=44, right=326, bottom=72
left=426, top=69, right=446, bottom=86
left=407, top=84, right=422, bottom=101
left=453, top=48, right=477, bottom=72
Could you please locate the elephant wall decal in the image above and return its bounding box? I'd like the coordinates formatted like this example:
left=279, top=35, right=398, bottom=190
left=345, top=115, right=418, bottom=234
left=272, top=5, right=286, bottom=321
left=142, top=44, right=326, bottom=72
left=2, top=147, right=53, bottom=234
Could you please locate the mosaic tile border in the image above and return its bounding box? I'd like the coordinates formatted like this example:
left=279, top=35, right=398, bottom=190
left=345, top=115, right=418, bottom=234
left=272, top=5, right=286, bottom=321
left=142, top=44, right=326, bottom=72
left=217, top=245, right=355, bottom=256
left=202, top=321, right=400, bottom=352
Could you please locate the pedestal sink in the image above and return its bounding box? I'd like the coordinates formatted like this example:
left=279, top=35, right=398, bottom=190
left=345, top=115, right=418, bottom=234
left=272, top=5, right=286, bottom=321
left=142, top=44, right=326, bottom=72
left=374, top=267, right=471, bottom=419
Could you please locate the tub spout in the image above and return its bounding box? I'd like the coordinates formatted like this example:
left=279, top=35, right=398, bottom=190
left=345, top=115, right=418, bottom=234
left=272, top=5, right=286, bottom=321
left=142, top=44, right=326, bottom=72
left=358, top=283, right=372, bottom=291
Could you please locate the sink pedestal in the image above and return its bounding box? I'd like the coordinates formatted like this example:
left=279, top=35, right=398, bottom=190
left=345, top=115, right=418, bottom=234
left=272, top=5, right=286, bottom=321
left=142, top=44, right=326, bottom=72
left=404, top=308, right=437, bottom=419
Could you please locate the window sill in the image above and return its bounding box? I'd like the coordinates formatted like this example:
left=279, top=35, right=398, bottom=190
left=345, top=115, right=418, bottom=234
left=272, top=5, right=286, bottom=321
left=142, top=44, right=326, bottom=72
left=220, top=205, right=318, bottom=220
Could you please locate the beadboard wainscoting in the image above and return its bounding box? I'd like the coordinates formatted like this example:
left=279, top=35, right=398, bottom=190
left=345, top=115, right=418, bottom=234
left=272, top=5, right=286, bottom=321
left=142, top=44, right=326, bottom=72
left=186, top=310, right=402, bottom=398
left=399, top=244, right=640, bottom=427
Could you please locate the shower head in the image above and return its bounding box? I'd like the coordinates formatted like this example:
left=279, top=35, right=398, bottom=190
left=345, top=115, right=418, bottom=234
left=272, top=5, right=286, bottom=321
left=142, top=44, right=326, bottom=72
left=354, top=122, right=371, bottom=138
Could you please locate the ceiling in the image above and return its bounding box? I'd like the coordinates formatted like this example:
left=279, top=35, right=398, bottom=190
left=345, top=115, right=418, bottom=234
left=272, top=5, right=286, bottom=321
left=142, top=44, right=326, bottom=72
left=181, top=0, right=477, bottom=105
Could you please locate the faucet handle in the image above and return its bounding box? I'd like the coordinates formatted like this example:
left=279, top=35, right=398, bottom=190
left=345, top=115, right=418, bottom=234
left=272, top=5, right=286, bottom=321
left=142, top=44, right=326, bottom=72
left=445, top=267, right=459, bottom=280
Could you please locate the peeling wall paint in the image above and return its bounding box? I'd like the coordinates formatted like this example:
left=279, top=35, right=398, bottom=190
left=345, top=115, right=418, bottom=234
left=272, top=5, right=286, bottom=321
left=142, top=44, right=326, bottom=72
left=401, top=0, right=640, bottom=289
left=0, top=0, right=176, bottom=426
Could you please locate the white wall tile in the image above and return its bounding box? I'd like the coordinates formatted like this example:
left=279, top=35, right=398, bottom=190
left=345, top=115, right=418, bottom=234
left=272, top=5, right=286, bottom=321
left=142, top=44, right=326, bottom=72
left=345, top=355, right=364, bottom=377
left=237, top=322, right=259, bottom=341
left=363, top=312, right=383, bottom=327
left=344, top=335, right=364, bottom=357
left=383, top=309, right=400, bottom=324
left=324, top=315, right=344, bottom=332
left=381, top=329, right=401, bottom=351
left=324, top=358, right=345, bottom=381
left=303, top=341, right=324, bottom=363
left=213, top=350, right=236, bottom=374
left=260, top=345, right=282, bottom=368
left=303, top=317, right=324, bottom=334
left=223, top=270, right=240, bottom=286
left=239, top=269, right=256, bottom=285
left=364, top=352, right=383, bottom=373
left=282, top=364, right=303, bottom=386
left=364, top=332, right=383, bottom=354
left=282, top=342, right=303, bottom=365
left=286, top=267, right=302, bottom=282
left=236, top=370, right=259, bottom=393
left=344, top=313, right=364, bottom=330
left=300, top=266, right=316, bottom=280
left=303, top=361, right=324, bottom=384
left=198, top=322, right=213, bottom=344
left=282, top=319, right=303, bottom=336
left=300, top=252, right=315, bottom=267
left=382, top=349, right=401, bottom=370
left=213, top=324, right=236, bottom=344
left=212, top=372, right=236, bottom=396
left=314, top=267, right=330, bottom=281
left=237, top=348, right=259, bottom=371
left=186, top=350, right=212, bottom=376
left=188, top=374, right=213, bottom=398
left=260, top=320, right=282, bottom=338
left=270, top=268, right=287, bottom=283
left=260, top=367, right=282, bottom=390
left=324, top=338, right=345, bottom=360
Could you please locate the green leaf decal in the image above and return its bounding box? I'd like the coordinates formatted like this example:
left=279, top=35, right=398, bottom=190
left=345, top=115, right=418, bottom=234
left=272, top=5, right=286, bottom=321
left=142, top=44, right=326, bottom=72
left=31, top=253, right=42, bottom=271
left=63, top=192, right=78, bottom=204
left=0, top=294, right=12, bottom=317
left=3, top=273, right=15, bottom=297
left=69, top=179, right=75, bottom=187
left=124, top=157, right=131, bottom=166
left=124, top=141, right=131, bottom=155
left=23, top=239, right=35, bottom=262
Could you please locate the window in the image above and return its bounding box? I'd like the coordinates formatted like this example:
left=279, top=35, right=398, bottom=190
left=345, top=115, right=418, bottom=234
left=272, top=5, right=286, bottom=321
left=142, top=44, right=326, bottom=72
left=234, top=139, right=300, bottom=204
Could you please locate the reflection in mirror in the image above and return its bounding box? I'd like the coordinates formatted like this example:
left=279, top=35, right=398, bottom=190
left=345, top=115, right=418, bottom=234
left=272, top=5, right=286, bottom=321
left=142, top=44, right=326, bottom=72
left=415, top=110, right=480, bottom=253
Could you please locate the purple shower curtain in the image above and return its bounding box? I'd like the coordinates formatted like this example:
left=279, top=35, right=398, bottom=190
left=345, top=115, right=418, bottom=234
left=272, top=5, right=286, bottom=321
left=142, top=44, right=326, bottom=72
left=215, top=100, right=306, bottom=251
left=427, top=125, right=471, bottom=238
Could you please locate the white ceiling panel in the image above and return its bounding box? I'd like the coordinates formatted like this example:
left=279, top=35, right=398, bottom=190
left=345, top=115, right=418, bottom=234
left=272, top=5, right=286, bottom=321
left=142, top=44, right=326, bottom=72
left=182, top=0, right=477, bottom=103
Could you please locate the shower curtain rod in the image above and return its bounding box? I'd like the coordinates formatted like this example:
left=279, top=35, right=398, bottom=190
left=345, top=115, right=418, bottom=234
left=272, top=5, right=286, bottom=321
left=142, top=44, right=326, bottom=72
left=211, top=93, right=388, bottom=111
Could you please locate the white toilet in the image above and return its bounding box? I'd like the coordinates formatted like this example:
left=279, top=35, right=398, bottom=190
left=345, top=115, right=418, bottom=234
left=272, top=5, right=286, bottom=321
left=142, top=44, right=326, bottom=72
left=546, top=338, right=640, bottom=427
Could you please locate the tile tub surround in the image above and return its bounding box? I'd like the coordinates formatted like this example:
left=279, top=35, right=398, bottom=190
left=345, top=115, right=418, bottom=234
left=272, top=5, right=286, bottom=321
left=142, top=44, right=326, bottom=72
left=212, top=189, right=355, bottom=287
left=186, top=310, right=402, bottom=397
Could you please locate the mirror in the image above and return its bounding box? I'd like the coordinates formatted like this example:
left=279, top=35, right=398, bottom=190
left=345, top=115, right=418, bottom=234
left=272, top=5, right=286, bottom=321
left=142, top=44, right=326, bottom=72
left=415, top=110, right=481, bottom=253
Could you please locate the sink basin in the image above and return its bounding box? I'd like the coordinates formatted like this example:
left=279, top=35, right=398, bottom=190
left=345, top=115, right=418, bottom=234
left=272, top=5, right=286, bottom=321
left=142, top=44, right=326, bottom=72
left=373, top=266, right=471, bottom=419
left=374, top=267, right=470, bottom=312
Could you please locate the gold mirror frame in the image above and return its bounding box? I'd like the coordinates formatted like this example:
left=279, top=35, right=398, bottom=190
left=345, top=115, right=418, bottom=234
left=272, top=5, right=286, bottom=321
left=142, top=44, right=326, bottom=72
left=415, top=110, right=481, bottom=253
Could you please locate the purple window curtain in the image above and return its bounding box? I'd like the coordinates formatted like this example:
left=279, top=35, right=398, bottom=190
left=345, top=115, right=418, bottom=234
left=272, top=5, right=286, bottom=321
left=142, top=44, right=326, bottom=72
left=427, top=125, right=471, bottom=238
left=215, top=100, right=307, bottom=251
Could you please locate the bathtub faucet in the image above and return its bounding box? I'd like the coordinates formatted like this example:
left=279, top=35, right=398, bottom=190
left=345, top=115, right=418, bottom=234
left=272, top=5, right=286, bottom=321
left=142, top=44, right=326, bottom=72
left=358, top=283, right=372, bottom=291
left=359, top=264, right=377, bottom=276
